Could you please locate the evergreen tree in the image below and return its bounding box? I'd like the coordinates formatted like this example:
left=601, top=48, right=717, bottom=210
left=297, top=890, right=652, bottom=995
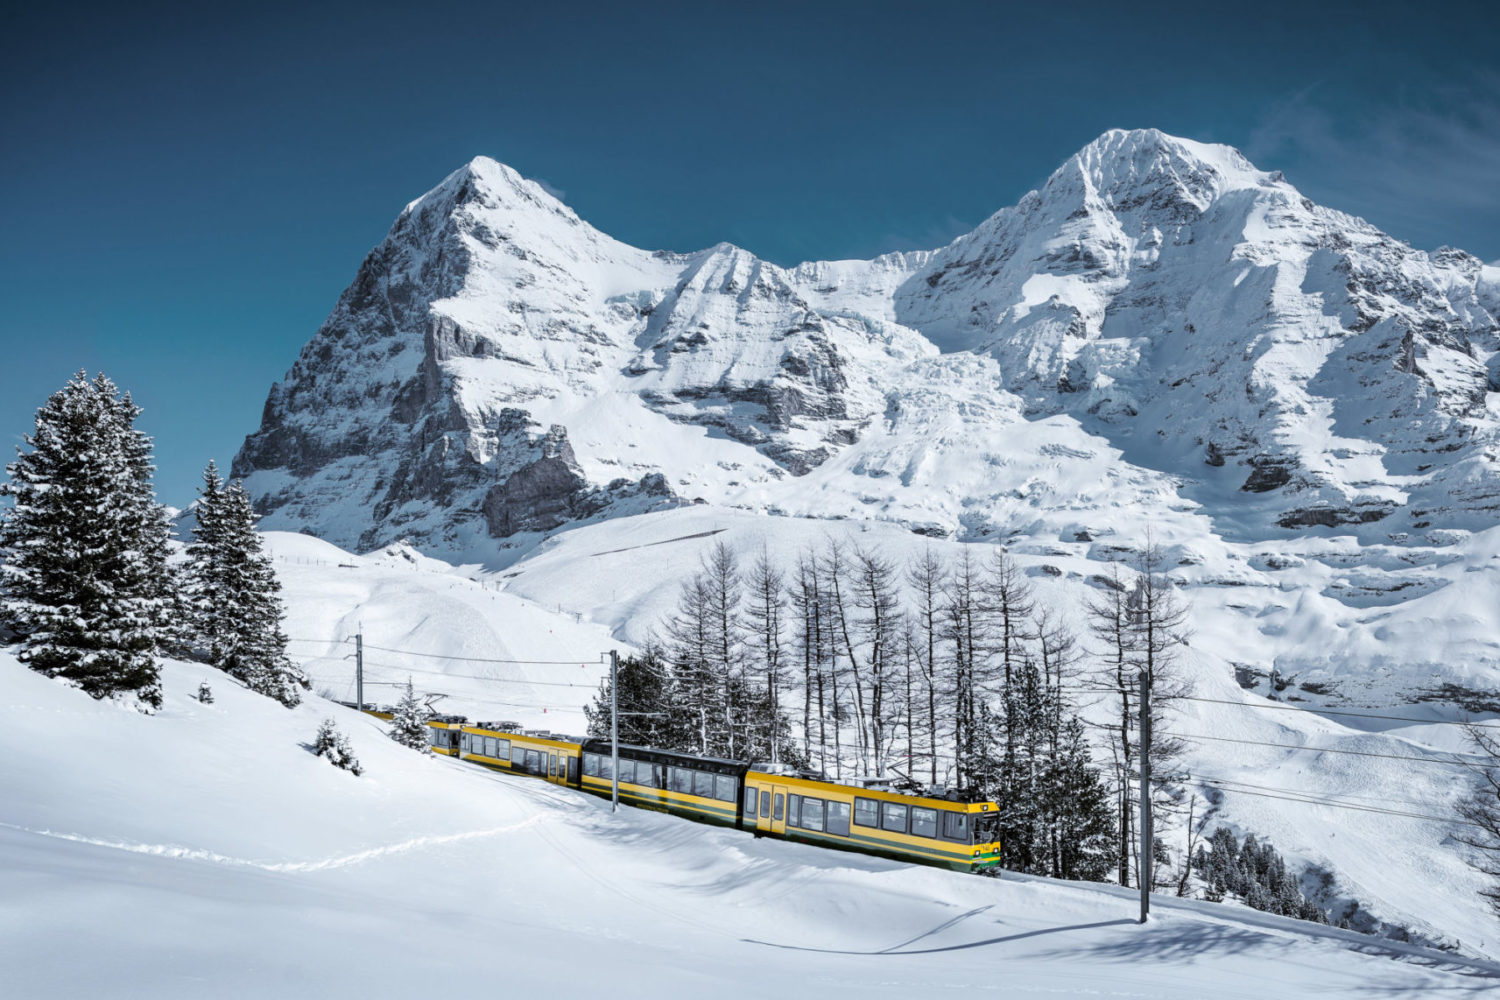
left=313, top=718, right=362, bottom=775
left=0, top=372, right=168, bottom=709
left=1191, top=826, right=1326, bottom=923
left=185, top=464, right=308, bottom=707
left=389, top=679, right=433, bottom=752
left=109, top=386, right=183, bottom=657
left=585, top=645, right=684, bottom=748
left=1046, top=716, right=1120, bottom=881
left=197, top=680, right=214, bottom=704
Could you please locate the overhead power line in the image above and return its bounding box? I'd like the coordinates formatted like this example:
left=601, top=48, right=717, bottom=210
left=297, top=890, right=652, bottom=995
left=1177, top=773, right=1483, bottom=830
left=286, top=635, right=604, bottom=667
left=326, top=657, right=599, bottom=688
left=1169, top=694, right=1500, bottom=732
left=1164, top=730, right=1488, bottom=771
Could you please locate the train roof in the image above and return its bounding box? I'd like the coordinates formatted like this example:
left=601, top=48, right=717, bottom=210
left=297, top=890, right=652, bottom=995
left=579, top=740, right=750, bottom=775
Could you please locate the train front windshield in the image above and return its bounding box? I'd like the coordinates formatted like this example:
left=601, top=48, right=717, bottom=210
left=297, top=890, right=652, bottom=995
left=974, top=812, right=1000, bottom=845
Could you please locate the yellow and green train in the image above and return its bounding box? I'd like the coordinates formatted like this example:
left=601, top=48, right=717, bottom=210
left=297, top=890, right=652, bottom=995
left=420, top=718, right=1002, bottom=873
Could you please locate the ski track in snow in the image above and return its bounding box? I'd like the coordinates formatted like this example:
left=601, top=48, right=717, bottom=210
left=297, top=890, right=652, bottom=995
left=0, top=815, right=545, bottom=873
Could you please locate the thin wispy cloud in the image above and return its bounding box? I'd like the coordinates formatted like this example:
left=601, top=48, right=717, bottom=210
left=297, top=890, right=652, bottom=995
left=1246, top=73, right=1500, bottom=255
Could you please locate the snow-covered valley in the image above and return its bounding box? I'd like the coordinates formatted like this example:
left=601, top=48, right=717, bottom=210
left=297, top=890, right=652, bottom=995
left=4, top=651, right=1496, bottom=998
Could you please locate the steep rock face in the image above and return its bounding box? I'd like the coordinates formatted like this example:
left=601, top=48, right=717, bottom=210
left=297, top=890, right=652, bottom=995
left=235, top=131, right=1500, bottom=556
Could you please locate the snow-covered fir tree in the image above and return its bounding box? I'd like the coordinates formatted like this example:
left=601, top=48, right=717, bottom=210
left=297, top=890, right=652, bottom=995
left=0, top=372, right=172, bottom=710
left=184, top=462, right=308, bottom=707
left=197, top=680, right=214, bottom=704
left=389, top=679, right=432, bottom=752
left=109, top=388, right=184, bottom=657
left=313, top=718, right=362, bottom=775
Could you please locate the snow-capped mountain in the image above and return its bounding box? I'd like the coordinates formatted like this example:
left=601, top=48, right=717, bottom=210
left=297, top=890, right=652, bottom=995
left=234, top=128, right=1500, bottom=704
left=235, top=128, right=1500, bottom=552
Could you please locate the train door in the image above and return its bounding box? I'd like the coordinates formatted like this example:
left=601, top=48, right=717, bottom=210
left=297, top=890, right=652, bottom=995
left=769, top=784, right=789, bottom=836
left=549, top=753, right=559, bottom=784
left=751, top=783, right=770, bottom=834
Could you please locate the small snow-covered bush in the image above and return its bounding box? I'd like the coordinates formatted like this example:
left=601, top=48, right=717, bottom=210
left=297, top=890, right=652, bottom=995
left=197, top=681, right=214, bottom=704
left=313, top=718, right=363, bottom=776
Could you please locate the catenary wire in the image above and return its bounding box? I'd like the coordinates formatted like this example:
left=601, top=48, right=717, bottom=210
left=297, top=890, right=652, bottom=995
left=286, top=636, right=602, bottom=666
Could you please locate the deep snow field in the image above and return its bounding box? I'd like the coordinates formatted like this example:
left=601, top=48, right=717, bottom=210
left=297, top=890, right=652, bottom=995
left=4, top=651, right=1499, bottom=998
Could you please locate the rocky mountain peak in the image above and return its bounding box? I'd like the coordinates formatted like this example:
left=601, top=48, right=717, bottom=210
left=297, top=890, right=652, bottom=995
left=235, top=131, right=1500, bottom=561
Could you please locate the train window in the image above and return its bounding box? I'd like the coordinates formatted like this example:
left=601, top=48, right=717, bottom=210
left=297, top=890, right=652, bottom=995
left=760, top=790, right=771, bottom=817
left=911, top=806, right=938, bottom=838
left=669, top=767, right=692, bottom=793
left=617, top=759, right=635, bottom=784
left=568, top=756, right=578, bottom=783
left=495, top=739, right=511, bottom=760
left=714, top=775, right=736, bottom=802
left=583, top=753, right=600, bottom=777
left=826, top=801, right=851, bottom=837
left=853, top=797, right=879, bottom=828
left=787, top=795, right=801, bottom=827
left=598, top=756, right=613, bottom=780
left=745, top=786, right=758, bottom=817
left=693, top=771, right=716, bottom=799
left=881, top=802, right=908, bottom=834
left=635, top=763, right=658, bottom=788
left=428, top=728, right=440, bottom=745
left=773, top=793, right=784, bottom=821
left=943, top=812, right=969, bottom=841
left=801, top=797, right=825, bottom=832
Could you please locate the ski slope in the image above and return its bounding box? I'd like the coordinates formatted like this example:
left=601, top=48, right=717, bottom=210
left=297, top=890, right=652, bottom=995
left=3, top=653, right=1497, bottom=998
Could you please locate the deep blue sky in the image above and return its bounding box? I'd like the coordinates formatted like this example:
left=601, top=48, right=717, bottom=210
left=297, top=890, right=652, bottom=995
left=3, top=0, right=1498, bottom=507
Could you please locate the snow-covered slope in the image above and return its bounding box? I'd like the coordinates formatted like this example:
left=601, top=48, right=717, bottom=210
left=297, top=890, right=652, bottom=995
left=262, top=523, right=1496, bottom=951
left=5, top=653, right=1497, bottom=996
left=266, top=531, right=611, bottom=730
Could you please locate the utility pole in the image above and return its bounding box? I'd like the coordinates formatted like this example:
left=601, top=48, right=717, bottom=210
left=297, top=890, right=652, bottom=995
left=610, top=649, right=619, bottom=813
left=1138, top=668, right=1152, bottom=924
left=355, top=632, right=364, bottom=713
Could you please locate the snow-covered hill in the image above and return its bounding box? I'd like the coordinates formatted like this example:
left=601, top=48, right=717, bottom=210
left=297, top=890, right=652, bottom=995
left=4, top=653, right=1497, bottom=997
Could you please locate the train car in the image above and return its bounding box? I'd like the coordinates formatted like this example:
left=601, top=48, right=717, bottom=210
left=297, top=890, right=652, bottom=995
left=458, top=724, right=581, bottom=788
left=426, top=719, right=464, bottom=756
left=578, top=740, right=746, bottom=827
left=427, top=719, right=1002, bottom=874
left=743, top=769, right=1002, bottom=873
